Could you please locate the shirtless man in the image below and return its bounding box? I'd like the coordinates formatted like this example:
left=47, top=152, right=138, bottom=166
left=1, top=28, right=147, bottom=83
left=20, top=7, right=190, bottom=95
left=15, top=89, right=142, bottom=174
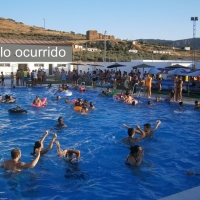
left=123, top=120, right=161, bottom=137
left=122, top=125, right=146, bottom=143
left=56, top=117, right=66, bottom=127
left=55, top=140, right=80, bottom=163
left=1, top=148, right=40, bottom=171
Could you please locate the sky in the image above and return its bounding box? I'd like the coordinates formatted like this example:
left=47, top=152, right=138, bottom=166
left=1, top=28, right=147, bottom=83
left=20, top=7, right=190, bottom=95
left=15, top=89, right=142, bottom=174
left=0, top=0, right=200, bottom=41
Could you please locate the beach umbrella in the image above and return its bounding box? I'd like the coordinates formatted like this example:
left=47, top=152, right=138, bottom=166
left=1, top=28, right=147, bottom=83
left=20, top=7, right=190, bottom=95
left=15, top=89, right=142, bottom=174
left=87, top=63, right=102, bottom=67
left=69, top=62, right=86, bottom=71
left=132, top=63, right=155, bottom=73
left=107, top=63, right=126, bottom=68
left=167, top=68, right=191, bottom=76
left=164, top=64, right=190, bottom=69
left=107, top=63, right=126, bottom=71
left=148, top=68, right=161, bottom=74
left=187, top=69, right=200, bottom=76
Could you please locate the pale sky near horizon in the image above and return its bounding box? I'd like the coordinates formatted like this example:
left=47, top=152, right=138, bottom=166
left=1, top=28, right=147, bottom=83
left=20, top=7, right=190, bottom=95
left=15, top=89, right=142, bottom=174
left=1, top=0, right=199, bottom=41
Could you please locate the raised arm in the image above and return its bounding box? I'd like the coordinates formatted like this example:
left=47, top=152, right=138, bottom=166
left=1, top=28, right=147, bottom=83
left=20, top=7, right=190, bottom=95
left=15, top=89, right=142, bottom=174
left=39, top=130, right=49, bottom=145
left=134, top=125, right=146, bottom=142
left=150, top=120, right=161, bottom=136
left=17, top=150, right=40, bottom=170
left=122, top=123, right=132, bottom=129
left=55, top=140, right=67, bottom=156
left=40, top=133, right=57, bottom=156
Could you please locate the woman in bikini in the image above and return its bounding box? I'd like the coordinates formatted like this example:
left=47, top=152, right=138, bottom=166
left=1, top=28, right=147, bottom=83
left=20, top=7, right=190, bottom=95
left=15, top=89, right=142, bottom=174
left=125, top=145, right=144, bottom=166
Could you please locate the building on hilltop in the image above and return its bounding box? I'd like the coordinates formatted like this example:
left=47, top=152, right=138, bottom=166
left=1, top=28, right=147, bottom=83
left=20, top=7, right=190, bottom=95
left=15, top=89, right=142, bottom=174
left=86, top=30, right=115, bottom=40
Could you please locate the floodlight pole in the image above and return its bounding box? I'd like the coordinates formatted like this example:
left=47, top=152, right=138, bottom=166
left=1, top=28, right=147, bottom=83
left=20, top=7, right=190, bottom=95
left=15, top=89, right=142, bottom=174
left=191, top=17, right=198, bottom=69
left=104, top=31, right=107, bottom=62
left=43, top=18, right=45, bottom=29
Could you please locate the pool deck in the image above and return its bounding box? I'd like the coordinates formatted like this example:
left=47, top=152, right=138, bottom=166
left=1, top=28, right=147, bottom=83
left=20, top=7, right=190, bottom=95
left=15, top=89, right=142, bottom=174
left=1, top=78, right=200, bottom=199
left=159, top=186, right=200, bottom=200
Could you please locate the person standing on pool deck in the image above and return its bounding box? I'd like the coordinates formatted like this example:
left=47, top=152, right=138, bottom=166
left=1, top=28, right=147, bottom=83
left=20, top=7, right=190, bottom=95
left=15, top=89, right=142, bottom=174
left=122, top=125, right=146, bottom=143
left=145, top=74, right=152, bottom=98
left=31, top=130, right=57, bottom=156
left=123, top=120, right=161, bottom=137
left=1, top=148, right=40, bottom=171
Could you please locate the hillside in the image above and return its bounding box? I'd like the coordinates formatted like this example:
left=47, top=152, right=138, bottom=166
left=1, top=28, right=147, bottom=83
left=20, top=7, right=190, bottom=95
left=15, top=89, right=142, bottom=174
left=0, top=17, right=199, bottom=62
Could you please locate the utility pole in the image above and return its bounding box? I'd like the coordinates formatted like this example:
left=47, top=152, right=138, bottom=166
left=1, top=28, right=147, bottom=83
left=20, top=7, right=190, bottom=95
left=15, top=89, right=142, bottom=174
left=104, top=31, right=107, bottom=62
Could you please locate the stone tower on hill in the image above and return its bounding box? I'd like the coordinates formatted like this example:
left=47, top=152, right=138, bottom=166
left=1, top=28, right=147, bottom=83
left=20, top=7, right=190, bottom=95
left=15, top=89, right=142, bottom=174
left=86, top=30, right=115, bottom=40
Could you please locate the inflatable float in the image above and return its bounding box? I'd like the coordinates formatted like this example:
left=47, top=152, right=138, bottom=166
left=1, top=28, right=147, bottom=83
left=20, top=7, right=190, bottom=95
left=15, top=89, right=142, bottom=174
left=113, top=94, right=138, bottom=105
left=56, top=91, right=72, bottom=97
left=74, top=106, right=82, bottom=111
left=31, top=98, right=47, bottom=108
left=1, top=98, right=16, bottom=103
left=8, top=108, right=27, bottom=114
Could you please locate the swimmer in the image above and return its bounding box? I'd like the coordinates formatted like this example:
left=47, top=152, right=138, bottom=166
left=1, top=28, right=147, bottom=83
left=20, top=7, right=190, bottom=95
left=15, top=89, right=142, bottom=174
left=0, top=95, right=2, bottom=101
left=89, top=102, right=95, bottom=109
left=186, top=171, right=200, bottom=176
left=0, top=148, right=40, bottom=171
left=55, top=140, right=80, bottom=163
left=147, top=101, right=152, bottom=105
left=194, top=101, right=200, bottom=108
left=83, top=99, right=89, bottom=107
left=132, top=101, right=136, bottom=105
left=125, top=145, right=144, bottom=166
left=56, top=96, right=61, bottom=100
left=31, top=130, right=57, bottom=156
left=165, top=90, right=175, bottom=102
left=179, top=102, right=183, bottom=107
left=122, top=125, right=146, bottom=143
left=155, top=96, right=162, bottom=102
left=65, top=98, right=69, bottom=103
left=123, top=120, right=161, bottom=137
left=81, top=106, right=88, bottom=114
left=56, top=117, right=66, bottom=127
left=33, top=96, right=42, bottom=106
left=16, top=106, right=21, bottom=110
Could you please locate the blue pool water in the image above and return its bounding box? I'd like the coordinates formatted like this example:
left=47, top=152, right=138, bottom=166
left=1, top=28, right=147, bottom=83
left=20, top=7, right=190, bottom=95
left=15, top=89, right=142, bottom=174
left=0, top=86, right=200, bottom=199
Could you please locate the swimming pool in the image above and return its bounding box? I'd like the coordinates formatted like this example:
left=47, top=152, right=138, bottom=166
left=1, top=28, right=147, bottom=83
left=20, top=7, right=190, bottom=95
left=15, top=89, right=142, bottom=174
left=0, top=86, right=199, bottom=199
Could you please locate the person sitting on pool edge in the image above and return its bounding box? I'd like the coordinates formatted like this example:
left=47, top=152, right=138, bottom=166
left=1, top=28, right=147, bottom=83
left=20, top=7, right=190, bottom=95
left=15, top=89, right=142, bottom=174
left=123, top=120, right=161, bottom=137
left=1, top=148, right=40, bottom=171
left=125, top=145, right=144, bottom=166
left=56, top=117, right=66, bottom=127
left=194, top=101, right=200, bottom=108
left=31, top=130, right=57, bottom=156
left=55, top=140, right=80, bottom=163
left=122, top=125, right=146, bottom=143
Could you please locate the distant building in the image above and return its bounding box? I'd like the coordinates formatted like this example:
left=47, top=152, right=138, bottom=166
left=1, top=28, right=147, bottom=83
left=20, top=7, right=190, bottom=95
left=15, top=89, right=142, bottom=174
left=184, top=47, right=190, bottom=51
left=86, top=30, right=115, bottom=40
left=74, top=45, right=83, bottom=49
left=152, top=50, right=171, bottom=54
left=82, top=47, right=101, bottom=52
left=129, top=50, right=138, bottom=53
